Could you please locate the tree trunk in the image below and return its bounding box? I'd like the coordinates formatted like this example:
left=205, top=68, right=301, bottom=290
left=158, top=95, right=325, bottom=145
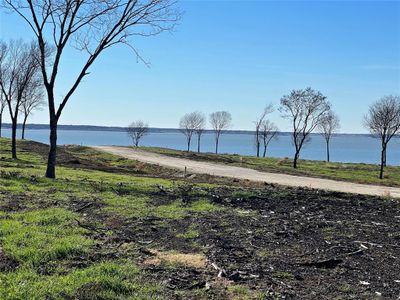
left=45, top=120, right=58, bottom=178
left=256, top=142, right=260, bottom=157
left=326, top=140, right=330, bottom=162
left=11, top=118, right=17, bottom=159
left=256, top=131, right=260, bottom=157
left=22, top=115, right=28, bottom=140
left=197, top=134, right=201, bottom=153
left=379, top=145, right=386, bottom=179
left=383, top=149, right=387, bottom=167
left=263, top=143, right=267, bottom=158
left=0, top=113, right=2, bottom=138
left=293, top=151, right=300, bottom=169
left=215, top=137, right=219, bottom=154
left=187, top=136, right=191, bottom=152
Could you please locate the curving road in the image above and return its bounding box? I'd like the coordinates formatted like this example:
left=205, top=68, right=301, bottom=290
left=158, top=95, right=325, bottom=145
left=93, top=146, right=400, bottom=198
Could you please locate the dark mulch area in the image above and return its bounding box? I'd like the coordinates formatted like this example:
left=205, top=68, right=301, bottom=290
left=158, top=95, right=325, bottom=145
left=95, top=185, right=400, bottom=299
left=0, top=249, right=18, bottom=272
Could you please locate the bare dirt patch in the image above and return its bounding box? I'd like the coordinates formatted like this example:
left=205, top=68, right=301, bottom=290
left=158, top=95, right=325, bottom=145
left=143, top=250, right=207, bottom=269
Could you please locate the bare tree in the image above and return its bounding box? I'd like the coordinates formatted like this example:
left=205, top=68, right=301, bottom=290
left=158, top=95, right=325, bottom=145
left=364, top=95, right=400, bottom=179
left=254, top=104, right=274, bottom=157
left=194, top=112, right=206, bottom=153
left=179, top=112, right=203, bottom=152
left=261, top=119, right=278, bottom=158
left=279, top=87, right=331, bottom=168
left=210, top=111, right=232, bottom=154
left=0, top=40, right=41, bottom=158
left=0, top=89, right=6, bottom=137
left=20, top=77, right=45, bottom=140
left=127, top=121, right=149, bottom=147
left=318, top=110, right=340, bottom=162
left=4, top=0, right=180, bottom=178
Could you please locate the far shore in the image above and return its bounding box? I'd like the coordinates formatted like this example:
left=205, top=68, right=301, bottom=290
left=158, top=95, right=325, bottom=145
left=1, top=123, right=374, bottom=136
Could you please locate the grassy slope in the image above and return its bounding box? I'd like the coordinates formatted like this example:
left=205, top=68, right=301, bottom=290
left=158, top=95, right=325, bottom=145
left=141, top=147, right=400, bottom=187
left=0, top=139, right=253, bottom=299
left=1, top=138, right=399, bottom=299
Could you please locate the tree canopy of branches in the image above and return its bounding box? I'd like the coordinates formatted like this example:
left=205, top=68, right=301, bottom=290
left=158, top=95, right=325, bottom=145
left=210, top=111, right=232, bottom=154
left=3, top=0, right=180, bottom=178
left=279, top=87, right=330, bottom=168
left=0, top=39, right=41, bottom=158
left=260, top=119, right=278, bottom=158
left=364, top=95, right=400, bottom=179
left=127, top=121, right=149, bottom=147
left=318, top=110, right=340, bottom=162
left=20, top=77, right=45, bottom=140
left=179, top=112, right=204, bottom=151
left=254, top=104, right=273, bottom=157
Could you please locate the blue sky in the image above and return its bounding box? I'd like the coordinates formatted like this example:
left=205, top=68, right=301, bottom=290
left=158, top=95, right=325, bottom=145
left=1, top=0, right=399, bottom=133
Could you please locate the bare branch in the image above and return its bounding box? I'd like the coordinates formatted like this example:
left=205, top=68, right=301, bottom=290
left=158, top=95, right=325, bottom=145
left=279, top=87, right=330, bottom=168
left=364, top=95, right=400, bottom=179
left=210, top=111, right=232, bottom=154
left=127, top=120, right=149, bottom=147
left=179, top=111, right=204, bottom=152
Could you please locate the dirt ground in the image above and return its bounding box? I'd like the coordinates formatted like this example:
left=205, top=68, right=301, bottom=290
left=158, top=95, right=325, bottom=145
left=9, top=141, right=400, bottom=299
left=107, top=186, right=400, bottom=299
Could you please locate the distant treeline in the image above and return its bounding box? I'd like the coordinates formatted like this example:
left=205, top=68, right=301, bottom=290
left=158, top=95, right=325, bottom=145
left=1, top=123, right=371, bottom=137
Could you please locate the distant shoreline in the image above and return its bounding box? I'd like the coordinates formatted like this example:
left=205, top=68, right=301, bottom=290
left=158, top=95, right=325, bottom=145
left=1, top=123, right=372, bottom=137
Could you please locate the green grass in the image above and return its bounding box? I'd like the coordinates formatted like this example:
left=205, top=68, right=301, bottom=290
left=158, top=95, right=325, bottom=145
left=0, top=208, right=93, bottom=267
left=0, top=138, right=232, bottom=298
left=141, top=146, right=400, bottom=187
left=0, top=261, right=163, bottom=300
left=272, top=271, right=295, bottom=280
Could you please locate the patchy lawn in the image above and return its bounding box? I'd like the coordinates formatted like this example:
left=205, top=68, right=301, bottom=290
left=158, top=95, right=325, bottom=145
left=0, top=138, right=399, bottom=299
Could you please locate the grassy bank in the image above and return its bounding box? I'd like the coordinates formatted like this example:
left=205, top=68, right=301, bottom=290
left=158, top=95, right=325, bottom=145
left=140, top=147, right=400, bottom=187
left=0, top=138, right=399, bottom=299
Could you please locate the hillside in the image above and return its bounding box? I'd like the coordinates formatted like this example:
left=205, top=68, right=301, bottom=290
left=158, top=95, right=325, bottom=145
left=0, top=138, right=399, bottom=299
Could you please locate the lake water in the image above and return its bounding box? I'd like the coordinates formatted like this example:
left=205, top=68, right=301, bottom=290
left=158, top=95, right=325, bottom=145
left=2, top=128, right=400, bottom=166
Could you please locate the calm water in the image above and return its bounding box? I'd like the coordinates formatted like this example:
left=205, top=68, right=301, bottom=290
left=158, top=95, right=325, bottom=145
left=2, top=128, right=400, bottom=166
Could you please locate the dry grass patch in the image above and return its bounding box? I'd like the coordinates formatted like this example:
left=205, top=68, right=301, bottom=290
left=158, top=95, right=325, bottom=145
left=143, top=250, right=206, bottom=269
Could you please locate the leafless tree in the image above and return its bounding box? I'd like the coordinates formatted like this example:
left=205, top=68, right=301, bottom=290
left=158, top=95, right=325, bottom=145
left=20, top=77, right=45, bottom=140
left=127, top=121, right=149, bottom=147
left=179, top=112, right=203, bottom=152
left=210, top=111, right=232, bottom=154
left=0, top=40, right=41, bottom=158
left=254, top=104, right=274, bottom=157
left=3, top=0, right=180, bottom=178
left=194, top=112, right=206, bottom=153
left=318, top=110, right=340, bottom=162
left=0, top=89, right=6, bottom=137
left=364, top=95, right=400, bottom=179
left=260, top=119, right=278, bottom=158
left=279, top=87, right=331, bottom=168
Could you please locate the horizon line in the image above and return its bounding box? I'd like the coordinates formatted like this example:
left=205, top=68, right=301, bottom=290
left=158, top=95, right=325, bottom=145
left=1, top=122, right=375, bottom=136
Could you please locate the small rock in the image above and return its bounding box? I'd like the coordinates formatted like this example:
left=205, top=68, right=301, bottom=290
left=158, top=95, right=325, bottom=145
left=359, top=281, right=370, bottom=285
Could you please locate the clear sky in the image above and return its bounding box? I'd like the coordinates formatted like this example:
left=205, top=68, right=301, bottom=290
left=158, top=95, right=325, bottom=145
left=1, top=0, right=400, bottom=133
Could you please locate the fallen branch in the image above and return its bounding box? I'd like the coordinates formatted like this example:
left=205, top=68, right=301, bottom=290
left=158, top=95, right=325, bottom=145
left=75, top=202, right=94, bottom=212
left=74, top=218, right=101, bottom=233
left=211, top=262, right=226, bottom=278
